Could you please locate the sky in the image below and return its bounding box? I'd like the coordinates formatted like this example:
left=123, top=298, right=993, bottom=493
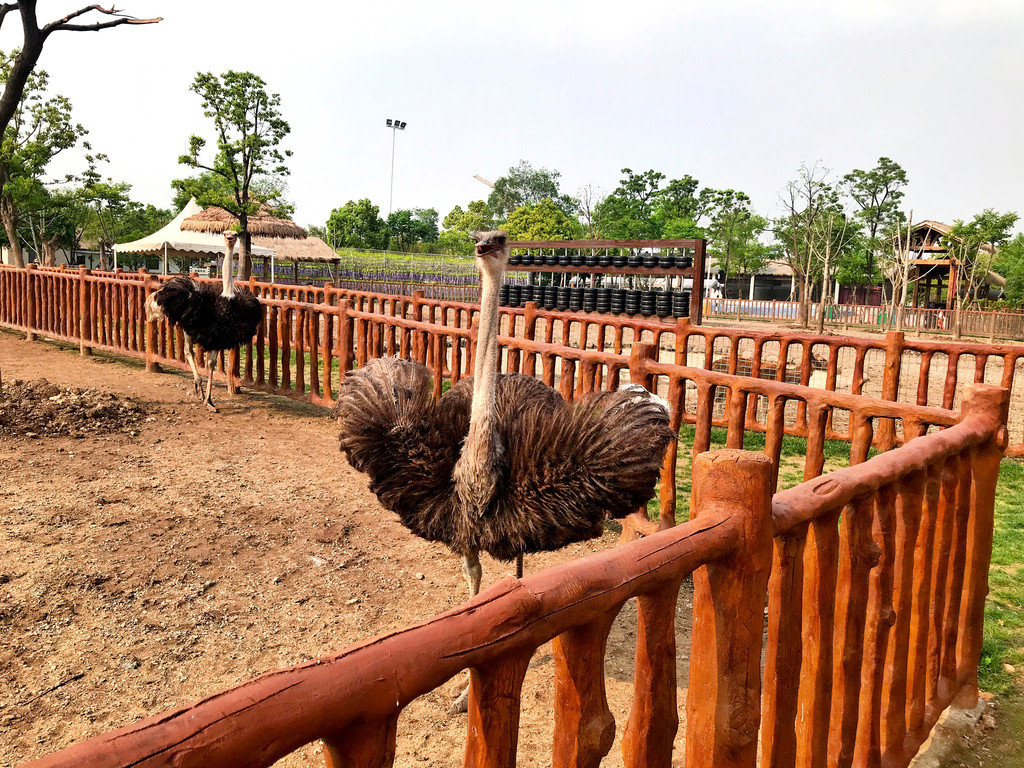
left=2, top=0, right=1022, bottom=233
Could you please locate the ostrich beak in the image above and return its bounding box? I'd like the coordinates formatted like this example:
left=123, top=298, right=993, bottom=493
left=473, top=233, right=508, bottom=260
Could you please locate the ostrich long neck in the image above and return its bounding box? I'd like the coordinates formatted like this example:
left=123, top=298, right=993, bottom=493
left=470, top=264, right=502, bottom=430
left=453, top=259, right=504, bottom=510
left=221, top=240, right=235, bottom=298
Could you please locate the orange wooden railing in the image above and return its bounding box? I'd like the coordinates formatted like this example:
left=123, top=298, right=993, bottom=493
left=14, top=396, right=1007, bottom=768
left=702, top=296, right=1024, bottom=342
left=3, top=264, right=1010, bottom=768
left=6, top=264, right=1020, bottom=454
left=763, top=384, right=1008, bottom=768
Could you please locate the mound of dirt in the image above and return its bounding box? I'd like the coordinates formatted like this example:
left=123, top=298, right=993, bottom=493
left=0, top=378, right=146, bottom=438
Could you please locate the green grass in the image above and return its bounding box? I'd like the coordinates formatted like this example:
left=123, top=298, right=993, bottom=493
left=981, top=458, right=1024, bottom=694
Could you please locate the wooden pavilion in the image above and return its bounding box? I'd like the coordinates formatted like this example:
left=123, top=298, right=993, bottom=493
left=908, top=220, right=1002, bottom=309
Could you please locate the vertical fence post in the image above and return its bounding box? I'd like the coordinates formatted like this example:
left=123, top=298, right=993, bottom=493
left=24, top=263, right=37, bottom=342
left=953, top=383, right=1010, bottom=708
left=673, top=317, right=690, bottom=366
left=876, top=331, right=904, bottom=450
left=143, top=278, right=159, bottom=373
left=412, top=289, right=425, bottom=323
left=78, top=266, right=92, bottom=357
left=686, top=450, right=773, bottom=768
left=338, top=299, right=354, bottom=374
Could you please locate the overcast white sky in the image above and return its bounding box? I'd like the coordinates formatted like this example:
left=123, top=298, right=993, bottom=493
left=3, top=1, right=1022, bottom=232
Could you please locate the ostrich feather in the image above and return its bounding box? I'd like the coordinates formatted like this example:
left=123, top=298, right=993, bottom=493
left=334, top=356, right=675, bottom=562
left=148, top=276, right=262, bottom=351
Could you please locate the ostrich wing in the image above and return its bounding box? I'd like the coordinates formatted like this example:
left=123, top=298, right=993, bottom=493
left=477, top=384, right=675, bottom=561
left=333, top=358, right=471, bottom=548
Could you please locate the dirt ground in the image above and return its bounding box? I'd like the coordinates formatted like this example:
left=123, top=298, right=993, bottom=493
left=0, top=330, right=693, bottom=768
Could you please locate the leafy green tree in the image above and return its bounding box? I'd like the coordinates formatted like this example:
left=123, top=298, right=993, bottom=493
left=324, top=198, right=388, bottom=250
left=386, top=207, right=439, bottom=251
left=170, top=170, right=233, bottom=212
left=705, top=191, right=770, bottom=278
left=503, top=198, right=581, bottom=241
left=176, top=70, right=292, bottom=279
left=0, top=55, right=85, bottom=266
left=653, top=175, right=716, bottom=238
left=774, top=164, right=853, bottom=328
left=487, top=160, right=577, bottom=220
left=843, top=157, right=908, bottom=277
left=594, top=168, right=665, bottom=239
left=994, top=233, right=1024, bottom=304
left=438, top=200, right=495, bottom=254
left=943, top=209, right=1019, bottom=337
left=0, top=4, right=159, bottom=144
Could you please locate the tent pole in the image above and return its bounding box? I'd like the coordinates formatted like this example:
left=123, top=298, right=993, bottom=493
left=271, top=253, right=276, bottom=284
left=163, top=243, right=168, bottom=275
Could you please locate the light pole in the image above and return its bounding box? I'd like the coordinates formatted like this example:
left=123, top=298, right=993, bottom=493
left=386, top=118, right=407, bottom=216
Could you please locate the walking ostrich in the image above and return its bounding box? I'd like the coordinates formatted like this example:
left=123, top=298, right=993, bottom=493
left=334, top=229, right=673, bottom=585
left=145, top=231, right=262, bottom=411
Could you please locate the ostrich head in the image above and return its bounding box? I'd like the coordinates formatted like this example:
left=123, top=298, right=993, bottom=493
left=470, top=230, right=509, bottom=279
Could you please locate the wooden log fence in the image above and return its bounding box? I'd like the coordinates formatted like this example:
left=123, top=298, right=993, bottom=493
left=15, top=389, right=1008, bottom=768
left=702, top=296, right=1024, bottom=343
left=2, top=264, right=1011, bottom=768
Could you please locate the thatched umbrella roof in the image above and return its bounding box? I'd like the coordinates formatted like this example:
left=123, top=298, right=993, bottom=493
left=252, top=235, right=340, bottom=263
left=181, top=203, right=307, bottom=240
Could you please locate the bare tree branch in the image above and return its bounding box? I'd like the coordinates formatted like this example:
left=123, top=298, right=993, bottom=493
left=0, top=3, right=19, bottom=32
left=44, top=5, right=162, bottom=34
left=0, top=3, right=161, bottom=150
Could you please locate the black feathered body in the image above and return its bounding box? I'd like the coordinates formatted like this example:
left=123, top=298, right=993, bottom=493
left=334, top=357, right=675, bottom=562
left=150, top=276, right=262, bottom=351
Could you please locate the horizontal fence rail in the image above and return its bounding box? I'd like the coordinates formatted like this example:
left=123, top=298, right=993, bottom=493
left=703, top=296, right=1024, bottom=343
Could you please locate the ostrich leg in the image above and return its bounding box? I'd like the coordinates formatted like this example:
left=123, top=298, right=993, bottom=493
left=462, top=549, right=482, bottom=597
left=183, top=335, right=202, bottom=395
left=450, top=549, right=483, bottom=715
left=203, top=350, right=220, bottom=412
left=515, top=554, right=524, bottom=579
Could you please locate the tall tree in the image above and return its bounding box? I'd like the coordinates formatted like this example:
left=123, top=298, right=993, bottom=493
left=324, top=198, right=388, bottom=250
left=594, top=168, right=665, bottom=239
left=0, top=55, right=85, bottom=266
left=842, top=156, right=908, bottom=277
left=653, top=175, right=715, bottom=237
left=438, top=200, right=495, bottom=254
left=0, top=3, right=160, bottom=141
left=487, top=160, right=577, bottom=220
left=994, top=233, right=1024, bottom=305
left=774, top=163, right=851, bottom=328
left=386, top=207, right=439, bottom=251
left=942, top=209, right=1018, bottom=338
left=503, top=198, right=581, bottom=241
left=705, top=190, right=770, bottom=279
left=176, top=71, right=292, bottom=279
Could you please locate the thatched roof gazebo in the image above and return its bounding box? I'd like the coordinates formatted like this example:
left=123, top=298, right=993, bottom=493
left=180, top=203, right=308, bottom=239
left=180, top=204, right=333, bottom=283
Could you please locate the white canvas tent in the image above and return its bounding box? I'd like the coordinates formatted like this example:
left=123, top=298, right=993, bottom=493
left=113, top=198, right=274, bottom=274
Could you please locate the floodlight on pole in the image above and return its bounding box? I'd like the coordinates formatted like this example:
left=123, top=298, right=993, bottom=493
left=386, top=118, right=407, bottom=215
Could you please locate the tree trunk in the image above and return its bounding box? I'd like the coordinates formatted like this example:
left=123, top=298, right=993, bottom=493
left=238, top=230, right=252, bottom=280
left=798, top=274, right=811, bottom=329
left=41, top=234, right=59, bottom=266
left=0, top=192, right=24, bottom=267
left=99, top=246, right=109, bottom=272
